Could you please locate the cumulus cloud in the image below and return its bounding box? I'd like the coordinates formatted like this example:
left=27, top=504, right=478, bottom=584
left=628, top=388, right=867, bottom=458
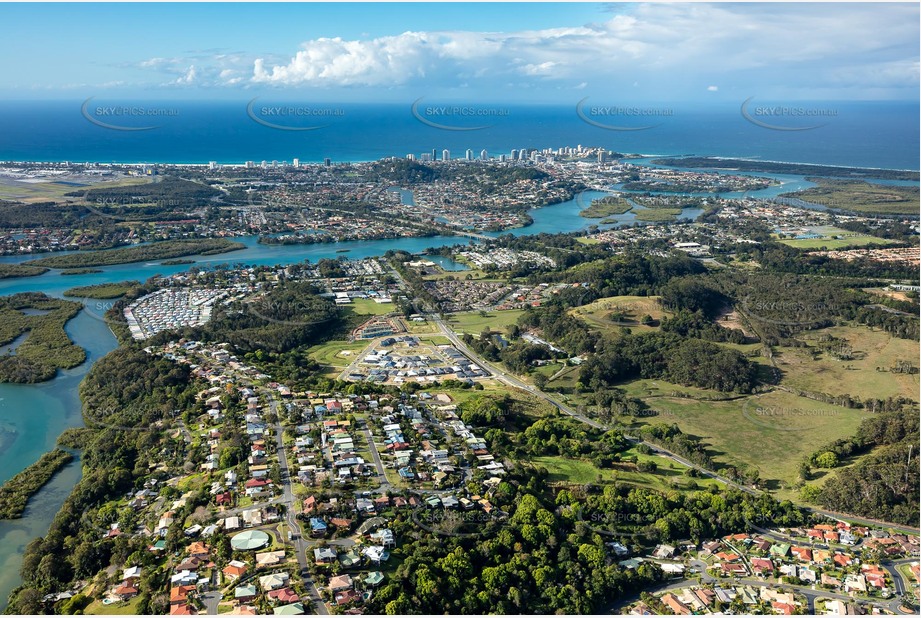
left=115, top=3, right=916, bottom=99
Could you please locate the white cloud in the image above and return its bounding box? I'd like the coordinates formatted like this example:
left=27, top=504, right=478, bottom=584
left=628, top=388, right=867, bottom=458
left=113, top=3, right=916, bottom=99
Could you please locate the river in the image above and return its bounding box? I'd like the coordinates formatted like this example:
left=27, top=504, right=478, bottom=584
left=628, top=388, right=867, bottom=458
left=0, top=162, right=913, bottom=606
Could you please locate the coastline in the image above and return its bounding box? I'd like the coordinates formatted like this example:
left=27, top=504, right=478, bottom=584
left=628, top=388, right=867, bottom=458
left=4, top=153, right=919, bottom=174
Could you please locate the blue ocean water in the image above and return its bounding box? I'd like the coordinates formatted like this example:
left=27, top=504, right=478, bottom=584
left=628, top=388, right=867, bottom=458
left=0, top=100, right=917, bottom=170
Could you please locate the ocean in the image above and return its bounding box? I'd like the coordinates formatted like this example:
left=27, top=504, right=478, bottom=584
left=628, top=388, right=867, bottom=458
left=0, top=100, right=917, bottom=170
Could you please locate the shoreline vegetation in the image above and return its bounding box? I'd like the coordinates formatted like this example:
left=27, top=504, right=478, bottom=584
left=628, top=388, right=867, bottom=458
left=0, top=264, right=49, bottom=280
left=0, top=449, right=74, bottom=519
left=651, top=156, right=921, bottom=181
left=779, top=178, right=920, bottom=216
left=23, top=238, right=245, bottom=269
left=62, top=281, right=141, bottom=299
left=0, top=293, right=85, bottom=383
left=59, top=268, right=104, bottom=276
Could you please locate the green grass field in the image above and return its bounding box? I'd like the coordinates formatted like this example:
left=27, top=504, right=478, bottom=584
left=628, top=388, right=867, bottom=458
left=570, top=295, right=668, bottom=335
left=618, top=382, right=871, bottom=495
left=0, top=176, right=151, bottom=203
left=773, top=324, right=919, bottom=400
left=531, top=451, right=720, bottom=493
left=84, top=597, right=143, bottom=615
left=782, top=178, right=920, bottom=215
left=447, top=309, right=525, bottom=335
left=341, top=298, right=396, bottom=316
left=306, top=340, right=370, bottom=369
left=778, top=226, right=895, bottom=249
left=631, top=208, right=681, bottom=222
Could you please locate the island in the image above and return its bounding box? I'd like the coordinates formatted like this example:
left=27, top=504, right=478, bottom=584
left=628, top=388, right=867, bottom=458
left=0, top=449, right=74, bottom=519
left=23, top=238, right=245, bottom=269
left=63, top=281, right=141, bottom=299
left=0, top=293, right=85, bottom=383
left=0, top=264, right=48, bottom=279
left=579, top=195, right=633, bottom=218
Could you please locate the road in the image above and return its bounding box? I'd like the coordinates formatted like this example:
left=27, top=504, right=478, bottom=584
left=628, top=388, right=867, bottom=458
left=265, top=391, right=329, bottom=615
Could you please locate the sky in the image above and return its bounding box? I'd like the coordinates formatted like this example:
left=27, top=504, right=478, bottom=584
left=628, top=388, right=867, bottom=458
left=0, top=2, right=918, bottom=103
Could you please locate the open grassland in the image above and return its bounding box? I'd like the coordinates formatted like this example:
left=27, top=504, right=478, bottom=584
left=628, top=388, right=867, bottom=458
left=774, top=324, right=919, bottom=400
left=782, top=178, right=920, bottom=215
left=446, top=309, right=525, bottom=335
left=570, top=295, right=668, bottom=335
left=84, top=596, right=143, bottom=615
left=531, top=451, right=720, bottom=493
left=0, top=176, right=151, bottom=203
left=631, top=207, right=682, bottom=221
left=778, top=226, right=895, bottom=249
left=620, top=382, right=871, bottom=493
left=341, top=298, right=396, bottom=316
left=305, top=340, right=370, bottom=370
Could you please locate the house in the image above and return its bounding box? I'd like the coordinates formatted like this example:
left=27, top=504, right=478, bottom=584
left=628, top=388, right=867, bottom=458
left=259, top=572, right=290, bottom=591
left=256, top=551, right=286, bottom=567
left=362, top=545, right=389, bottom=563
left=175, top=556, right=204, bottom=572
left=123, top=566, right=142, bottom=581
left=114, top=584, right=139, bottom=601
left=267, top=588, right=300, bottom=605
left=660, top=563, right=686, bottom=576
left=329, top=574, right=353, bottom=592
left=750, top=557, right=774, bottom=575
left=364, top=571, right=385, bottom=587
left=309, top=517, right=328, bottom=537
left=170, top=585, right=195, bottom=605
left=314, top=547, right=337, bottom=564
left=722, top=562, right=748, bottom=577
left=790, top=547, right=812, bottom=562
left=187, top=541, right=210, bottom=559
left=652, top=544, right=676, bottom=559
left=235, top=585, right=258, bottom=603
left=661, top=592, right=691, bottom=615
left=772, top=601, right=796, bottom=615
left=844, top=574, right=867, bottom=593
left=369, top=528, right=395, bottom=547
left=273, top=603, right=306, bottom=615
left=171, top=571, right=198, bottom=586
left=170, top=602, right=196, bottom=615
left=770, top=543, right=791, bottom=558
left=334, top=590, right=361, bottom=606
left=223, top=560, right=248, bottom=582
left=833, top=553, right=853, bottom=568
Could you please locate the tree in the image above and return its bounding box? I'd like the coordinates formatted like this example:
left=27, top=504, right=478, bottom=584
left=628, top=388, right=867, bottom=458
left=532, top=372, right=549, bottom=390
left=814, top=451, right=839, bottom=468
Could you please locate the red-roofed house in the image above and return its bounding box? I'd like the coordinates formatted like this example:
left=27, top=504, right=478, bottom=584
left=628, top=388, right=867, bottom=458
left=833, top=553, right=853, bottom=568
left=170, top=586, right=195, bottom=605
left=751, top=558, right=774, bottom=575
left=170, top=602, right=196, bottom=615
left=267, top=588, right=301, bottom=604
left=772, top=601, right=796, bottom=615
left=661, top=593, right=691, bottom=615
